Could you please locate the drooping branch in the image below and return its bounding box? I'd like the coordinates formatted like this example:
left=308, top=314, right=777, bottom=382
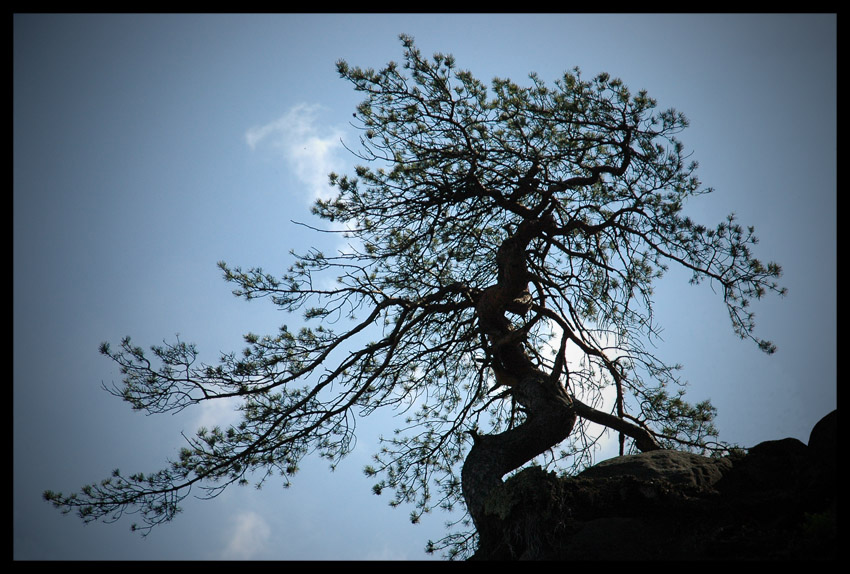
left=571, top=397, right=660, bottom=453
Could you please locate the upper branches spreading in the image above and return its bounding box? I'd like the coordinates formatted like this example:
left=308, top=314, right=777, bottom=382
left=45, top=35, right=784, bottom=554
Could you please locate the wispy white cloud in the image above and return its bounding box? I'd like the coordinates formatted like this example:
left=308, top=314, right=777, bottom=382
left=220, top=511, right=272, bottom=560
left=245, top=103, right=346, bottom=202
left=193, top=395, right=242, bottom=433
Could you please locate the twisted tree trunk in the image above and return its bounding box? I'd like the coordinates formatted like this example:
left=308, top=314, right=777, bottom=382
left=462, top=213, right=577, bottom=533
left=461, top=211, right=660, bottom=543
left=462, top=374, right=576, bottom=536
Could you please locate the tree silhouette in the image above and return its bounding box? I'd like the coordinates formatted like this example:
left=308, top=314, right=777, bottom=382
left=44, top=36, right=785, bottom=558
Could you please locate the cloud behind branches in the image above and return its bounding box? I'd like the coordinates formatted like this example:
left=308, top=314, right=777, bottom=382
left=246, top=103, right=346, bottom=202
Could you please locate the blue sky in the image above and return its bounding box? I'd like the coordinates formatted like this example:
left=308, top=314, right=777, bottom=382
left=14, top=14, right=836, bottom=560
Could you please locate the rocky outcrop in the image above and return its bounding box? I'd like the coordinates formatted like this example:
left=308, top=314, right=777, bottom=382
left=470, top=410, right=836, bottom=560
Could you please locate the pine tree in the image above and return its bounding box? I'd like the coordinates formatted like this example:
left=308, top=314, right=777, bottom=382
left=45, top=35, right=784, bottom=559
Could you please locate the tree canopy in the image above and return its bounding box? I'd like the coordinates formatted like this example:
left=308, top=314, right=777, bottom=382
left=44, top=35, right=785, bottom=558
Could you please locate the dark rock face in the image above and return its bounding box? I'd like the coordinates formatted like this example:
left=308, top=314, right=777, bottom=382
left=471, top=410, right=836, bottom=560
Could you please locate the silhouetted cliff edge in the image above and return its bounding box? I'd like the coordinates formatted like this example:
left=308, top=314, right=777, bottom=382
left=471, top=410, right=836, bottom=560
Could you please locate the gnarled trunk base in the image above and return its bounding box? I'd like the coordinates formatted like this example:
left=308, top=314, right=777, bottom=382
left=461, top=372, right=576, bottom=542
